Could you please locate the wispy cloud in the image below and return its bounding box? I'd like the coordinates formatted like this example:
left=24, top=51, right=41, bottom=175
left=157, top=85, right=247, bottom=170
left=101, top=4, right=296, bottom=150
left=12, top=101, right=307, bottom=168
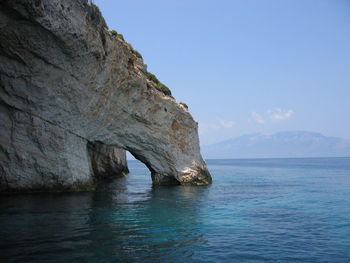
left=219, top=119, right=236, bottom=128
left=251, top=111, right=265, bottom=124
left=269, top=108, right=294, bottom=120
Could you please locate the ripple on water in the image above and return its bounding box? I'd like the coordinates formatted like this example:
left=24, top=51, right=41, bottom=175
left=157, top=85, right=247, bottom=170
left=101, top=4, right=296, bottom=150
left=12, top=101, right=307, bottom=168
left=1, top=158, right=350, bottom=262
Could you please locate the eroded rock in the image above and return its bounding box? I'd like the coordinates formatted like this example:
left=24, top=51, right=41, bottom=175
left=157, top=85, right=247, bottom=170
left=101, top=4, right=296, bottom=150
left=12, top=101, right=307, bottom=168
left=0, top=0, right=212, bottom=192
left=88, top=141, right=129, bottom=179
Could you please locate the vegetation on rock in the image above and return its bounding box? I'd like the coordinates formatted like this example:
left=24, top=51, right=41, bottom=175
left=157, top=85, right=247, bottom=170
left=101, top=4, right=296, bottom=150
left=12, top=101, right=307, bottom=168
left=145, top=71, right=172, bottom=96
left=118, top=33, right=125, bottom=41
left=110, top=30, right=118, bottom=36
left=156, top=83, right=172, bottom=96
left=109, top=31, right=171, bottom=97
left=109, top=30, right=170, bottom=97
left=133, top=50, right=143, bottom=59
left=109, top=30, right=125, bottom=41
left=146, top=71, right=160, bottom=84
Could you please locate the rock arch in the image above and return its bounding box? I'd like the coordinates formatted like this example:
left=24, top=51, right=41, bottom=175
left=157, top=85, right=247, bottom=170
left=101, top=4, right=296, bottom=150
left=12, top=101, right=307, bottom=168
left=0, top=0, right=211, bottom=192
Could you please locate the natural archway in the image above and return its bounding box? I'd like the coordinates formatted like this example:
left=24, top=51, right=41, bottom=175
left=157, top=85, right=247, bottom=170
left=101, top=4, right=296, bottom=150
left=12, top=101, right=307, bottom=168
left=125, top=147, right=181, bottom=185
left=125, top=150, right=151, bottom=180
left=87, top=141, right=129, bottom=180
left=87, top=141, right=183, bottom=185
left=0, top=0, right=212, bottom=192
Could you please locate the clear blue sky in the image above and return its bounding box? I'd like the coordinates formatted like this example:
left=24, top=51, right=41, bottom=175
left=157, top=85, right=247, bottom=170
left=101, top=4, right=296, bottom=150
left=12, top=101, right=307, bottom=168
left=94, top=0, right=350, bottom=145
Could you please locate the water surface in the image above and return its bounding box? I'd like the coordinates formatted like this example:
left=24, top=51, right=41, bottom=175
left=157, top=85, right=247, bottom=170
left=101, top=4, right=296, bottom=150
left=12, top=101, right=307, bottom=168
left=1, top=158, right=350, bottom=262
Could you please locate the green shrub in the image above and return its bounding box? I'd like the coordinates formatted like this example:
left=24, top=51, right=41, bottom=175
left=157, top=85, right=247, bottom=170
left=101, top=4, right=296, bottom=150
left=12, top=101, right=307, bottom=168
left=118, top=33, right=125, bottom=41
left=133, top=50, right=142, bottom=59
left=146, top=71, right=160, bottom=84
left=109, top=30, right=125, bottom=41
left=156, top=83, right=172, bottom=96
left=145, top=71, right=172, bottom=96
left=110, top=30, right=118, bottom=36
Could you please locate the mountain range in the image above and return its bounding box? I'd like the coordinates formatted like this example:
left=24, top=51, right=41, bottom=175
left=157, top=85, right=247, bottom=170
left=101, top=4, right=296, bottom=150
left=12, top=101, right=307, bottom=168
left=202, top=131, right=350, bottom=159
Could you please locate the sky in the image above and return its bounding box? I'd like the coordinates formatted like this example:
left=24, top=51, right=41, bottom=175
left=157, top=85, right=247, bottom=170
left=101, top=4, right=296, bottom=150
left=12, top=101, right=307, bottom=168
left=94, top=0, right=350, bottom=145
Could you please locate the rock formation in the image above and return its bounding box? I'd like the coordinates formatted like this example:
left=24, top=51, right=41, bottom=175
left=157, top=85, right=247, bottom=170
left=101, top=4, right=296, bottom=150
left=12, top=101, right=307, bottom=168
left=0, top=0, right=212, bottom=192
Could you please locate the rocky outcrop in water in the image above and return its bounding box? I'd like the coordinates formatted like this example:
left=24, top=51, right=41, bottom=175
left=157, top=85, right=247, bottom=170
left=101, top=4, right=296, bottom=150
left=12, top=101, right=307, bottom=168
left=0, top=0, right=212, bottom=192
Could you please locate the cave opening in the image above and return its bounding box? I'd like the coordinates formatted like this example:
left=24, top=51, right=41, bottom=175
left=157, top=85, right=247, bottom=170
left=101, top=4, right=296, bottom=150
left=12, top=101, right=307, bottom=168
left=88, top=142, right=180, bottom=185
left=87, top=141, right=152, bottom=180
left=125, top=151, right=151, bottom=179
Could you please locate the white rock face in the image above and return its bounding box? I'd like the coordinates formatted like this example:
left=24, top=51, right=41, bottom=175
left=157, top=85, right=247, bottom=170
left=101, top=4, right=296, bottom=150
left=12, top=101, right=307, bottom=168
left=0, top=0, right=212, bottom=192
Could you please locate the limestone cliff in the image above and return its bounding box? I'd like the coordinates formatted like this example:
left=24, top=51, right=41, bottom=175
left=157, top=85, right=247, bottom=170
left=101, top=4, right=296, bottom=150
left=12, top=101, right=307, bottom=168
left=0, top=0, right=212, bottom=192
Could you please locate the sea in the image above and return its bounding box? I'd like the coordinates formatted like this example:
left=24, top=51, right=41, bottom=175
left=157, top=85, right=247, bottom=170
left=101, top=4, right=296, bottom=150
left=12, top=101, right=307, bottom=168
left=1, top=158, right=350, bottom=262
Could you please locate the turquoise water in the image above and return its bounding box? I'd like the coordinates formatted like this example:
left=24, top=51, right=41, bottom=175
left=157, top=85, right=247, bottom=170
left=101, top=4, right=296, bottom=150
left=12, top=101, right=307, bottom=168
left=1, top=158, right=350, bottom=262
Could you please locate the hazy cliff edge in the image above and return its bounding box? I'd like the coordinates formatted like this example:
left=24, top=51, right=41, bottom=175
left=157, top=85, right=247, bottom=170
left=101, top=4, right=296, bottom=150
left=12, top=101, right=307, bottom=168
left=0, top=0, right=211, bottom=192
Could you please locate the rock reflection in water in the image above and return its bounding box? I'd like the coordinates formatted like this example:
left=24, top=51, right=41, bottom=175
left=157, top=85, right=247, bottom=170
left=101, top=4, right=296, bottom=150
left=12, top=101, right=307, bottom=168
left=88, top=177, right=210, bottom=261
left=0, top=175, right=210, bottom=262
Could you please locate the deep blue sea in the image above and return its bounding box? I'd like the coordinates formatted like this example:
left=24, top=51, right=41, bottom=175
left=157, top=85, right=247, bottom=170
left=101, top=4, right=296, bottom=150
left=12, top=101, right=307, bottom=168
left=1, top=158, right=350, bottom=262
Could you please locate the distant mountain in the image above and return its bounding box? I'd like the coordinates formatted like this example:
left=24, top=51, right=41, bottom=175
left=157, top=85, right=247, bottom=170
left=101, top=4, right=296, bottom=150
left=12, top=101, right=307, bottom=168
left=202, top=131, right=350, bottom=159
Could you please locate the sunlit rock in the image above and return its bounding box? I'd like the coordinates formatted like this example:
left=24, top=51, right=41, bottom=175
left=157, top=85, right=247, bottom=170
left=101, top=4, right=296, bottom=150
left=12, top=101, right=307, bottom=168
left=0, top=0, right=211, bottom=192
